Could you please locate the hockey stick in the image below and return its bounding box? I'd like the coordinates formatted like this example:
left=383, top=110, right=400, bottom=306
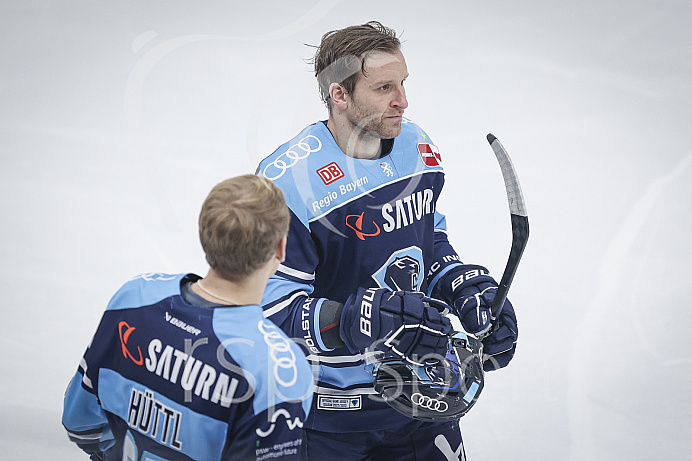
left=486, top=134, right=529, bottom=320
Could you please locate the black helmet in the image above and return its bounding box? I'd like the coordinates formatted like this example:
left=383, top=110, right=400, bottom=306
left=372, top=331, right=484, bottom=422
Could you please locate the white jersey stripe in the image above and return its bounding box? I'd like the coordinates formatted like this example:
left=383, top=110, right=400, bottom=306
left=277, top=264, right=315, bottom=282
left=307, top=351, right=379, bottom=364
left=263, top=290, right=309, bottom=318
left=314, top=385, right=379, bottom=395
left=68, top=430, right=103, bottom=441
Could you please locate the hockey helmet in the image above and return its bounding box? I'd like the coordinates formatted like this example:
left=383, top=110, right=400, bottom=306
left=372, top=331, right=484, bottom=422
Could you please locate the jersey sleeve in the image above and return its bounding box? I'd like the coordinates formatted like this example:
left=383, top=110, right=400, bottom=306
left=426, top=209, right=464, bottom=301
left=212, top=313, right=313, bottom=460
left=62, top=319, right=116, bottom=457
left=258, top=186, right=338, bottom=357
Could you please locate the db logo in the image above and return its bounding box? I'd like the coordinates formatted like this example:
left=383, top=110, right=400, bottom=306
left=316, top=162, right=344, bottom=185
left=417, top=143, right=441, bottom=167
left=119, top=321, right=144, bottom=366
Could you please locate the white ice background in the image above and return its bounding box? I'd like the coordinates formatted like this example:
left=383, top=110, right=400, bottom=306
left=2, top=1, right=691, bottom=459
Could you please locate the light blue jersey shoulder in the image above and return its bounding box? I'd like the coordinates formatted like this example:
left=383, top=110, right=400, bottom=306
left=213, top=307, right=314, bottom=417
left=106, top=273, right=186, bottom=312
left=257, top=119, right=444, bottom=228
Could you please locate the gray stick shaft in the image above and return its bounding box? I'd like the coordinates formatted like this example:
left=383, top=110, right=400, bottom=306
left=486, top=134, right=529, bottom=318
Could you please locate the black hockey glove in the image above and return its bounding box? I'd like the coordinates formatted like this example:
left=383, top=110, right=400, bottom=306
left=481, top=303, right=518, bottom=371
left=436, top=264, right=518, bottom=371
left=340, top=288, right=452, bottom=365
left=436, top=264, right=499, bottom=335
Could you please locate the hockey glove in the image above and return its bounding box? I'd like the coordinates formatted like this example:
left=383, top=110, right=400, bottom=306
left=481, top=302, right=518, bottom=371
left=436, top=264, right=500, bottom=336
left=340, top=287, right=452, bottom=364
left=435, top=264, right=518, bottom=370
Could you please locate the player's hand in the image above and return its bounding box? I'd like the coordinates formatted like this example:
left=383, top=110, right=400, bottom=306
left=340, top=288, right=452, bottom=364
left=481, top=299, right=517, bottom=371
left=436, top=264, right=518, bottom=370
left=442, top=264, right=498, bottom=336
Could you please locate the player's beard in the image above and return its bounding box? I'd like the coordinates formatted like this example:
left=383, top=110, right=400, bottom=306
left=346, top=94, right=403, bottom=141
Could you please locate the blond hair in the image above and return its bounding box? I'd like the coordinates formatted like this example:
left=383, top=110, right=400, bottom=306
left=199, top=175, right=290, bottom=281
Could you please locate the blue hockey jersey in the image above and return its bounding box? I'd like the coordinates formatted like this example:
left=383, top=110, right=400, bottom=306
left=62, top=273, right=314, bottom=461
left=256, top=120, right=463, bottom=432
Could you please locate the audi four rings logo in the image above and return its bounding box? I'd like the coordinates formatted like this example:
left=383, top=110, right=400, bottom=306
left=258, top=321, right=298, bottom=388
left=411, top=393, right=448, bottom=412
left=263, top=135, right=322, bottom=180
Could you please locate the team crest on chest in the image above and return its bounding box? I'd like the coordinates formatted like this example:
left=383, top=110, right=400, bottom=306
left=372, top=247, right=424, bottom=292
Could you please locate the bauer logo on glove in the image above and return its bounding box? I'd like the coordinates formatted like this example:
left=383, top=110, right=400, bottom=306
left=340, top=288, right=452, bottom=366
left=432, top=264, right=519, bottom=371
left=357, top=288, right=377, bottom=337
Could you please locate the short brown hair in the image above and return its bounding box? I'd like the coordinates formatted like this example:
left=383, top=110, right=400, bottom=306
left=199, top=175, right=290, bottom=281
left=312, top=21, right=400, bottom=109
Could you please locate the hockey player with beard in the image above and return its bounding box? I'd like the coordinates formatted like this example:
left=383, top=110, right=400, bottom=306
left=256, top=22, right=519, bottom=460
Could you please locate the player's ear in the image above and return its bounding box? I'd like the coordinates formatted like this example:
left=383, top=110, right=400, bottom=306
left=329, top=82, right=349, bottom=110
left=276, top=235, right=287, bottom=263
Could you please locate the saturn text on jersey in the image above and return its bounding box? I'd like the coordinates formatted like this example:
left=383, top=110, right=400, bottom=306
left=381, top=188, right=435, bottom=232
left=144, top=338, right=241, bottom=408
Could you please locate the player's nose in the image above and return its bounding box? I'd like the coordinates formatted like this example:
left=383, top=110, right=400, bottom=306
left=392, top=86, right=408, bottom=110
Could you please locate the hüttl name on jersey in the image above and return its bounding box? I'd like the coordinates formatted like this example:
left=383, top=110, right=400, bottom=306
left=128, top=388, right=183, bottom=450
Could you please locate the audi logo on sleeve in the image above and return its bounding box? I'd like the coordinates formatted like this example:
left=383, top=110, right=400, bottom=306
left=257, top=320, right=298, bottom=388
left=262, top=135, right=322, bottom=180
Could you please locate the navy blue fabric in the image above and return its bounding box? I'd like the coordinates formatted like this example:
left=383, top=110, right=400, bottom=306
left=62, top=273, right=313, bottom=460
left=256, top=119, right=466, bottom=433
left=340, top=288, right=452, bottom=362
left=434, top=264, right=518, bottom=371
left=304, top=419, right=465, bottom=461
